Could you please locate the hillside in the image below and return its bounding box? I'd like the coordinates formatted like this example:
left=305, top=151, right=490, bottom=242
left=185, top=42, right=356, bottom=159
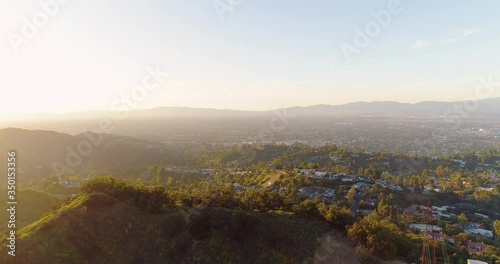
left=0, top=181, right=360, bottom=264
left=0, top=189, right=60, bottom=229
left=0, top=128, right=165, bottom=180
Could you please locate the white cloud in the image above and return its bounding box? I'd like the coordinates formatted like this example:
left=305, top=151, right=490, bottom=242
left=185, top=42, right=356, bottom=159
left=443, top=37, right=460, bottom=43
left=444, top=26, right=484, bottom=43
left=412, top=40, right=428, bottom=48
left=463, top=26, right=484, bottom=36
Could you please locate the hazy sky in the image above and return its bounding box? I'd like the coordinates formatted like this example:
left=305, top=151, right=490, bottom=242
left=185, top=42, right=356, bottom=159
left=1, top=0, right=500, bottom=115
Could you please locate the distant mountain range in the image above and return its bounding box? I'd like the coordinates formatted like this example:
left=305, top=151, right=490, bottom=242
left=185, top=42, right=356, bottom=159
left=108, top=97, right=500, bottom=118
left=4, top=97, right=500, bottom=121
left=280, top=97, right=500, bottom=117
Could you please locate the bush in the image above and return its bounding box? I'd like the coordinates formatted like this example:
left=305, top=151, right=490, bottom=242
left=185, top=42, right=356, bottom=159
left=355, top=244, right=378, bottom=264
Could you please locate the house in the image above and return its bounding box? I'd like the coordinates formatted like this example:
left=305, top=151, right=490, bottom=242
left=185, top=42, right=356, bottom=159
left=450, top=203, right=475, bottom=214
left=404, top=205, right=431, bottom=215
left=353, top=182, right=371, bottom=190
left=375, top=180, right=388, bottom=188
left=326, top=173, right=341, bottom=180
left=356, top=176, right=373, bottom=183
left=388, top=184, right=403, bottom=191
left=299, top=186, right=336, bottom=200
left=437, top=212, right=455, bottom=219
left=466, top=241, right=489, bottom=255
left=423, top=186, right=435, bottom=194
left=427, top=232, right=455, bottom=244
left=297, top=169, right=314, bottom=175
left=410, top=224, right=442, bottom=232
left=468, top=222, right=485, bottom=229
left=366, top=199, right=377, bottom=206
left=432, top=205, right=450, bottom=212
left=341, top=176, right=354, bottom=183
left=452, top=159, right=466, bottom=166
left=476, top=187, right=495, bottom=192
left=329, top=156, right=341, bottom=161
left=233, top=183, right=243, bottom=193
left=467, top=260, right=488, bottom=264
left=473, top=213, right=489, bottom=219
left=323, top=189, right=336, bottom=198
left=465, top=228, right=493, bottom=238
left=298, top=186, right=316, bottom=196
left=313, top=171, right=328, bottom=179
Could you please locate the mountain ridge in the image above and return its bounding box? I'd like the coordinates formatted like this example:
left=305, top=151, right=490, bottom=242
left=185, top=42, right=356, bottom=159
left=3, top=97, right=500, bottom=122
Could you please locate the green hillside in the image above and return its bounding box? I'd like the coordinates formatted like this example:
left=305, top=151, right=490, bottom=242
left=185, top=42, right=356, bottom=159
left=0, top=189, right=60, bottom=229
left=0, top=179, right=360, bottom=264
left=0, top=128, right=165, bottom=181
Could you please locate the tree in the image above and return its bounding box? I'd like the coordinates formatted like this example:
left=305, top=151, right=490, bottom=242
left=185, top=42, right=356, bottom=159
left=348, top=212, right=412, bottom=257
left=436, top=165, right=447, bottom=178
left=494, top=220, right=500, bottom=237
left=347, top=187, right=357, bottom=205
left=409, top=175, right=421, bottom=192
left=396, top=175, right=403, bottom=186
left=458, top=213, right=468, bottom=229
left=381, top=171, right=392, bottom=180
left=454, top=232, right=471, bottom=247
left=292, top=199, right=318, bottom=217
left=317, top=203, right=354, bottom=227
left=400, top=212, right=413, bottom=232
left=377, top=198, right=391, bottom=218
left=365, top=165, right=378, bottom=180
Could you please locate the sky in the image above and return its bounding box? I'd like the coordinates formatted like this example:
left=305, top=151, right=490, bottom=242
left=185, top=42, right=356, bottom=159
left=1, top=0, right=500, bottom=116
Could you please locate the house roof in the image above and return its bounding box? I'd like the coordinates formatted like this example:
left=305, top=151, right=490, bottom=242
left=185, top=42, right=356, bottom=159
left=427, top=232, right=446, bottom=239
left=467, top=241, right=488, bottom=249
left=468, top=260, right=488, bottom=264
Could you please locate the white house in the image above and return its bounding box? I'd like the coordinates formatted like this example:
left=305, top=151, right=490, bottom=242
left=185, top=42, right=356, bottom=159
left=465, top=228, right=493, bottom=238
left=468, top=260, right=488, bottom=264
left=313, top=171, right=328, bottom=179
left=410, top=224, right=442, bottom=232
left=341, top=176, right=354, bottom=183
left=474, top=213, right=489, bottom=219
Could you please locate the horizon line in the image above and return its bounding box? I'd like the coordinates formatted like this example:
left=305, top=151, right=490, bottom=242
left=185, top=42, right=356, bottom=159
left=2, top=96, right=499, bottom=117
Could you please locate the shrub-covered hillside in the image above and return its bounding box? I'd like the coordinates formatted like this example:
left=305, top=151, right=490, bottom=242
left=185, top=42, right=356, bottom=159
left=0, top=189, right=60, bottom=229
left=1, top=177, right=360, bottom=264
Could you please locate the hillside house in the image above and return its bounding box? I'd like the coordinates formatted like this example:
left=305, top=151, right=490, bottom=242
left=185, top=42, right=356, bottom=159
left=467, top=241, right=489, bottom=255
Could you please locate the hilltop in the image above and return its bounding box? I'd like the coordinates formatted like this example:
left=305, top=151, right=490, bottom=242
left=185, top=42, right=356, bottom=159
left=0, top=178, right=360, bottom=264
